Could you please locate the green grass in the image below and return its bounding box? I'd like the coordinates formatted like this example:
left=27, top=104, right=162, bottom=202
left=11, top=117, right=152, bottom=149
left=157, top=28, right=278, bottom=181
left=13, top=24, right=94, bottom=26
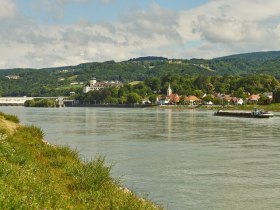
left=0, top=112, right=20, bottom=123
left=0, top=116, right=160, bottom=209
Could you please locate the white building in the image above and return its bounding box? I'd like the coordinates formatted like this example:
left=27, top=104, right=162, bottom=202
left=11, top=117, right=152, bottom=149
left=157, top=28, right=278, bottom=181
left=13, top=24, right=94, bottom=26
left=83, top=77, right=122, bottom=93
left=5, top=75, right=20, bottom=80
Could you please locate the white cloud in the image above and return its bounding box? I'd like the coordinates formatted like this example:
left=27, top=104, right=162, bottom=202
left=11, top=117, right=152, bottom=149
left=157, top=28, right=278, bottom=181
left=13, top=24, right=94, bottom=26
left=30, top=0, right=113, bottom=20
left=1, top=0, right=280, bottom=68
left=0, top=0, right=17, bottom=20
left=181, top=0, right=280, bottom=57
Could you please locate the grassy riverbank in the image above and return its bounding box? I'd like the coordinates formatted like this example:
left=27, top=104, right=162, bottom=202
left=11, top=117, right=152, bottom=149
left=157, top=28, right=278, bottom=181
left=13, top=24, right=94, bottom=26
left=0, top=112, right=160, bottom=209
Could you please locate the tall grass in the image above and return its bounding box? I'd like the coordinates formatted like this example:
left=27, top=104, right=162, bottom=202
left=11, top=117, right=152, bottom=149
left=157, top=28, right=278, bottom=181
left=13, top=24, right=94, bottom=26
left=0, top=113, right=161, bottom=209
left=0, top=111, right=20, bottom=123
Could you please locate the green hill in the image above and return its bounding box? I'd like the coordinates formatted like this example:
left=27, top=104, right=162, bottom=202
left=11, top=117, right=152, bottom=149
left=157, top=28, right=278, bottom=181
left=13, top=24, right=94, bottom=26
left=1, top=51, right=280, bottom=97
left=214, top=51, right=280, bottom=61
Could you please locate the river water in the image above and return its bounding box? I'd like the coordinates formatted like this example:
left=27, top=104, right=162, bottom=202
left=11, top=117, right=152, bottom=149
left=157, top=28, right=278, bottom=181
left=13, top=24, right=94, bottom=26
left=1, top=106, right=280, bottom=209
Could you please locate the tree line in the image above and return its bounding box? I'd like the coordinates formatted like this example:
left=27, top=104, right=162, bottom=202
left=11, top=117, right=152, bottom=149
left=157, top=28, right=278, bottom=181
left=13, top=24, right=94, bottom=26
left=75, top=74, right=280, bottom=104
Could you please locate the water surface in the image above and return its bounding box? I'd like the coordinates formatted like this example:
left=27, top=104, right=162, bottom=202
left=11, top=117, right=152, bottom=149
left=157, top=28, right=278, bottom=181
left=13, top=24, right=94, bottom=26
left=1, top=107, right=280, bottom=209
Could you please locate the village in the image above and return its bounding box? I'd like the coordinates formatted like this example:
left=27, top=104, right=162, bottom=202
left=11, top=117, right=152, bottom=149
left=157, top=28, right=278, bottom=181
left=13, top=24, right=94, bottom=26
left=154, top=84, right=273, bottom=106
left=81, top=76, right=274, bottom=107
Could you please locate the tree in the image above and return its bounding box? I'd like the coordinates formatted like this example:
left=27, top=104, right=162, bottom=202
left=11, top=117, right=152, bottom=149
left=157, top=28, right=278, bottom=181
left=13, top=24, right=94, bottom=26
left=148, top=95, right=157, bottom=104
left=258, top=95, right=271, bottom=105
left=179, top=95, right=186, bottom=105
left=273, top=88, right=280, bottom=103
left=119, top=96, right=127, bottom=104
left=145, top=78, right=160, bottom=93
left=126, top=93, right=141, bottom=104
left=193, top=90, right=204, bottom=98
left=232, top=87, right=246, bottom=99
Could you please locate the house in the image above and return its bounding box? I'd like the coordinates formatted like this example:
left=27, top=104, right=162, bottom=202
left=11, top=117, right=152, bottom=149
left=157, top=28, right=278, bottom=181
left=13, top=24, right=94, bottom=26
left=206, top=101, right=214, bottom=105
left=142, top=98, right=151, bottom=104
left=168, top=93, right=180, bottom=104
left=185, top=95, right=201, bottom=105
left=223, top=95, right=232, bottom=104
left=157, top=95, right=169, bottom=105
left=5, top=75, right=19, bottom=80
left=168, top=59, right=182, bottom=64
left=70, top=82, right=79, bottom=85
left=83, top=77, right=123, bottom=93
left=232, top=97, right=244, bottom=105
left=248, top=94, right=260, bottom=103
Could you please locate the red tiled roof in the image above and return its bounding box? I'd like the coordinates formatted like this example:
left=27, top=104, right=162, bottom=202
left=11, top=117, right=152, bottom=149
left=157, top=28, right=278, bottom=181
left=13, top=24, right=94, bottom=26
left=168, top=94, right=180, bottom=102
left=223, top=95, right=232, bottom=101
left=249, top=94, right=260, bottom=100
left=185, top=95, right=201, bottom=101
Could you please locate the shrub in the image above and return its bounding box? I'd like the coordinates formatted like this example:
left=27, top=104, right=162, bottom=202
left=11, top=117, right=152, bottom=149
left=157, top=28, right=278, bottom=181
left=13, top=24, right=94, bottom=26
left=24, top=99, right=56, bottom=107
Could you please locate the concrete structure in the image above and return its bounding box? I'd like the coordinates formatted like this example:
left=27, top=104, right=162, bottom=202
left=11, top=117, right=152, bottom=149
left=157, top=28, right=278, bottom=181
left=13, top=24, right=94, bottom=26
left=0, top=97, right=34, bottom=106
left=0, top=96, right=68, bottom=107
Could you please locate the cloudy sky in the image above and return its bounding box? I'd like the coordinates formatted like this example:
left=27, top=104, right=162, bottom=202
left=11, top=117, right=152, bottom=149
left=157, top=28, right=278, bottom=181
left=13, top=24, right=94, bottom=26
left=1, top=0, right=280, bottom=69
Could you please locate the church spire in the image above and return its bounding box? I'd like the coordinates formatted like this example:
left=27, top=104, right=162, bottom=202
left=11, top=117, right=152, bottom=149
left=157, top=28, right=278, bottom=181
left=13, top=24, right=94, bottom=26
left=167, top=83, right=172, bottom=96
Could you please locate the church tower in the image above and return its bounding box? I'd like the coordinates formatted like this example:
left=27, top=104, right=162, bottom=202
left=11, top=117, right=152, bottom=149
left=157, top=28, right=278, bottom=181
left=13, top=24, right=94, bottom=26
left=167, top=83, right=172, bottom=96
left=90, top=76, right=97, bottom=87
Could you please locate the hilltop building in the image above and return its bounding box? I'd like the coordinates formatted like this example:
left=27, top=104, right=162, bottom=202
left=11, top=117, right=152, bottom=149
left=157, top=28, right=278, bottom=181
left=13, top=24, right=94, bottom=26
left=83, top=77, right=123, bottom=93
left=5, top=75, right=19, bottom=80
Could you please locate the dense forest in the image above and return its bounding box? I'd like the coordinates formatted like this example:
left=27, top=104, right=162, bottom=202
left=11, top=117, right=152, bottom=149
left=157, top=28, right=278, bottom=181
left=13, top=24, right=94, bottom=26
left=1, top=51, right=280, bottom=97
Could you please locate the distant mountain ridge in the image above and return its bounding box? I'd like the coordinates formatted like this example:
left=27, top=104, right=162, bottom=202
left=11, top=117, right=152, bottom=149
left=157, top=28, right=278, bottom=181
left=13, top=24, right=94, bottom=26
left=128, top=56, right=168, bottom=62
left=214, top=51, right=280, bottom=61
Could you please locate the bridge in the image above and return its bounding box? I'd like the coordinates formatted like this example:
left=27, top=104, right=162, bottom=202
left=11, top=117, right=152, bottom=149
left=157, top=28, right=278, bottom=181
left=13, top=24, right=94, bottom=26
left=0, top=96, right=71, bottom=107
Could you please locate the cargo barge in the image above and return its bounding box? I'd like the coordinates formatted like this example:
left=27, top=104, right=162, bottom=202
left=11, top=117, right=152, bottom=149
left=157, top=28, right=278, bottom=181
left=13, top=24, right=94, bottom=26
left=214, top=108, right=273, bottom=118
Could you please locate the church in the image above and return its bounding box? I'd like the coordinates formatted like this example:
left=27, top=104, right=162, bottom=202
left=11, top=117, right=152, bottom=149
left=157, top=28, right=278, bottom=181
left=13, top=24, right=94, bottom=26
left=156, top=83, right=180, bottom=105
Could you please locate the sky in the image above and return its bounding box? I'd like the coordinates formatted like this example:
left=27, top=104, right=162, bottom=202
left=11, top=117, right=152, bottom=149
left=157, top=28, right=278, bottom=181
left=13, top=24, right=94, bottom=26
left=1, top=0, right=280, bottom=69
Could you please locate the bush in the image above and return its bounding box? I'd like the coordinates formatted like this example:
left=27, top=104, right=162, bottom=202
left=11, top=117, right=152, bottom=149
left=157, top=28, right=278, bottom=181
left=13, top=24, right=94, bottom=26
left=24, top=99, right=56, bottom=107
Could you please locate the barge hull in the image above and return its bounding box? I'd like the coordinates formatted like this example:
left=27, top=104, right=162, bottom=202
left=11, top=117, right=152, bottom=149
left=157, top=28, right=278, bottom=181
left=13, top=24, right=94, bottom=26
left=214, top=110, right=273, bottom=118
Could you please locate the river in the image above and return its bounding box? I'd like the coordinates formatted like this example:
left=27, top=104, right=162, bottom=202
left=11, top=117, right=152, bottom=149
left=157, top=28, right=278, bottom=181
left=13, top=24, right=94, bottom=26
left=1, top=106, right=280, bottom=209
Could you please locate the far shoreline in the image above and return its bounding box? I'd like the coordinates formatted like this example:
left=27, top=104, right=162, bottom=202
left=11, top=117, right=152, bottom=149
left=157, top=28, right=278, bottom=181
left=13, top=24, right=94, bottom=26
left=3, top=103, right=280, bottom=112
left=154, top=104, right=280, bottom=112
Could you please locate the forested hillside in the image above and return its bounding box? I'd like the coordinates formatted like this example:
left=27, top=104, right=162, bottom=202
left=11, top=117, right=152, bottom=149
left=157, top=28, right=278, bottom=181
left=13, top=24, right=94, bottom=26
left=1, top=52, right=280, bottom=97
